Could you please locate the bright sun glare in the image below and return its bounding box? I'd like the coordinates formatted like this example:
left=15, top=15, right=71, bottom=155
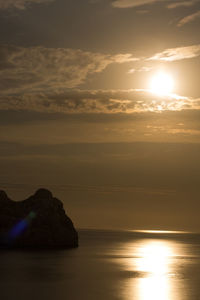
left=149, top=71, right=174, bottom=96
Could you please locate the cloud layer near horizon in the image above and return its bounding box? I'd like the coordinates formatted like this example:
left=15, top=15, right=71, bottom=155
left=0, top=88, right=198, bottom=114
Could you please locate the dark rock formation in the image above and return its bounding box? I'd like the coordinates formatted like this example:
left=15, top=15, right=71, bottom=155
left=0, top=189, right=78, bottom=249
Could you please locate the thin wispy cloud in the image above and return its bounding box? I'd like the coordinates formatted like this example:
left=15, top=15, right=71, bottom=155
left=0, top=0, right=53, bottom=9
left=112, top=0, right=161, bottom=8
left=148, top=44, right=200, bottom=61
left=0, top=45, right=137, bottom=94
left=112, top=0, right=197, bottom=9
left=178, top=10, right=200, bottom=27
left=167, top=0, right=197, bottom=9
left=128, top=66, right=152, bottom=73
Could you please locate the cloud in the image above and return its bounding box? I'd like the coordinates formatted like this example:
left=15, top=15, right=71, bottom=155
left=112, top=0, right=199, bottom=11
left=0, top=0, right=53, bottom=9
left=0, top=88, right=195, bottom=114
left=0, top=45, right=137, bottom=94
left=148, top=44, right=200, bottom=61
left=128, top=68, right=136, bottom=74
left=167, top=0, right=197, bottom=9
left=177, top=10, right=200, bottom=27
left=128, top=66, right=152, bottom=73
left=0, top=44, right=199, bottom=115
left=112, top=0, right=158, bottom=8
left=113, top=54, right=139, bottom=63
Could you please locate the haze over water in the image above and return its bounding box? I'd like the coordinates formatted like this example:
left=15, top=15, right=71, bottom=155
left=1, top=229, right=200, bottom=300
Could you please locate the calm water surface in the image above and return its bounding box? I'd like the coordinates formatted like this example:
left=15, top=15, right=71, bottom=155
left=1, top=229, right=200, bottom=300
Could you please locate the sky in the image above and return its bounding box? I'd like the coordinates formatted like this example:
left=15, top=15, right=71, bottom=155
left=1, top=0, right=200, bottom=231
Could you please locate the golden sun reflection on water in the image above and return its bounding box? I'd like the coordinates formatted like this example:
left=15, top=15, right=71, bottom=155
left=137, top=241, right=172, bottom=275
left=136, top=241, right=172, bottom=300
left=122, top=239, right=182, bottom=300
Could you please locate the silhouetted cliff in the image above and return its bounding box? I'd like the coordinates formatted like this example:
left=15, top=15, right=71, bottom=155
left=0, top=189, right=78, bottom=248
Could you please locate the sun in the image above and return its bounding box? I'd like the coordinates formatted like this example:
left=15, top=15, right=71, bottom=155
left=149, top=71, right=174, bottom=96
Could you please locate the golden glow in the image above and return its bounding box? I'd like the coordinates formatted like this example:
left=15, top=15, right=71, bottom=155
left=149, top=71, right=174, bottom=95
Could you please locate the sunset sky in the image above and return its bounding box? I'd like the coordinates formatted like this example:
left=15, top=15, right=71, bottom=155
left=1, top=0, right=200, bottom=231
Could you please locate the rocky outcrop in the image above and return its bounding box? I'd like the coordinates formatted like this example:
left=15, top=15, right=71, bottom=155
left=0, top=189, right=78, bottom=248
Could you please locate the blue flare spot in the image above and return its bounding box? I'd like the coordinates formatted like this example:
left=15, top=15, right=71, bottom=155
left=7, top=211, right=36, bottom=241
left=9, top=219, right=29, bottom=239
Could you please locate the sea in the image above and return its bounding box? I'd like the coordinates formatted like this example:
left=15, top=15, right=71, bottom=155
left=1, top=229, right=200, bottom=300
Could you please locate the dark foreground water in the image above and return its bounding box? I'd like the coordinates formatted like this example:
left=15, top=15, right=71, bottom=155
left=1, top=229, right=200, bottom=300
